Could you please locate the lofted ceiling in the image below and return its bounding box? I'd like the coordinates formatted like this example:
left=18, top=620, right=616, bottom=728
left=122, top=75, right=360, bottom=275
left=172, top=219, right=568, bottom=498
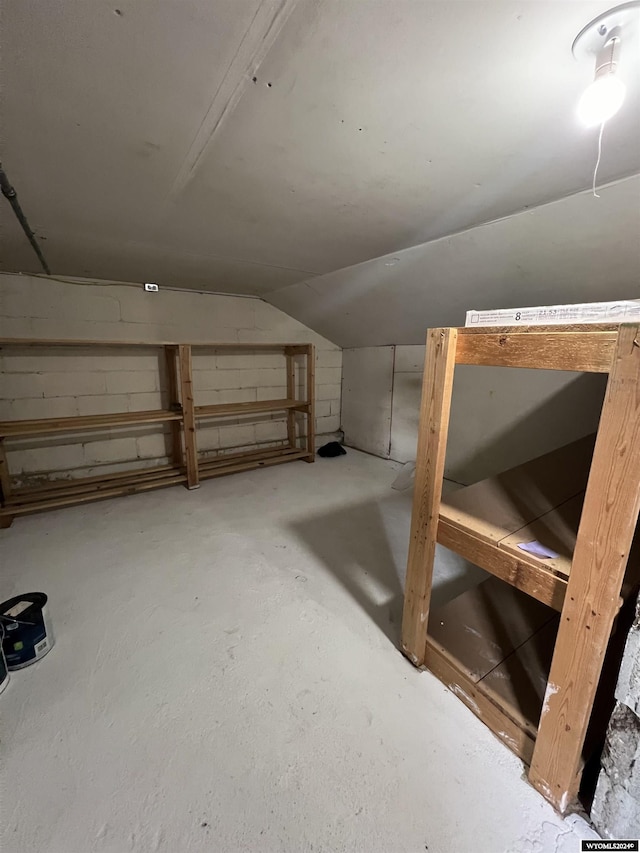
left=1, top=0, right=639, bottom=302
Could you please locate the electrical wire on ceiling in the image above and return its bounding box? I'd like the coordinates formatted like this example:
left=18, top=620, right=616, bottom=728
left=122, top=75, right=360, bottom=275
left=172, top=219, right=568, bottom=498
left=0, top=163, right=51, bottom=274
left=592, top=122, right=606, bottom=198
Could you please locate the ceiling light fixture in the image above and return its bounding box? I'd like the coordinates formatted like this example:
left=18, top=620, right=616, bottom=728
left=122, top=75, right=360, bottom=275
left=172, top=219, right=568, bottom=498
left=572, top=2, right=639, bottom=126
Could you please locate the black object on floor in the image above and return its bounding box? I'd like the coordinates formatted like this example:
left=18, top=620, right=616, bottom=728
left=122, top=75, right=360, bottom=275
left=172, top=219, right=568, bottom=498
left=317, top=442, right=347, bottom=458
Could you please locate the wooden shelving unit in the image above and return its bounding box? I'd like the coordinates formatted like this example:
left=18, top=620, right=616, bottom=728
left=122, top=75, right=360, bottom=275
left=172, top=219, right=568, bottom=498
left=0, top=339, right=315, bottom=526
left=401, top=323, right=640, bottom=813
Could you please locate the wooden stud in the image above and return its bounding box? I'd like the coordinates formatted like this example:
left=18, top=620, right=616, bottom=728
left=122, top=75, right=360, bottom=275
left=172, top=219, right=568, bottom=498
left=529, top=324, right=640, bottom=813
left=178, top=344, right=200, bottom=490
left=285, top=351, right=297, bottom=450
left=305, top=344, right=316, bottom=462
left=0, top=441, right=13, bottom=528
left=164, top=345, right=183, bottom=468
left=401, top=328, right=458, bottom=665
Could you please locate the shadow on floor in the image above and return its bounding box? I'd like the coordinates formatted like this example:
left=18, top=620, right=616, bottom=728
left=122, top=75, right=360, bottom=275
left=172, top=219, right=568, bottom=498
left=289, top=490, right=485, bottom=647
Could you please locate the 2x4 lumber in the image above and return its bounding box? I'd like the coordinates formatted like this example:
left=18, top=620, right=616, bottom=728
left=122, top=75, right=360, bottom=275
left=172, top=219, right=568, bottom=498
left=455, top=330, right=617, bottom=372
left=305, top=344, right=316, bottom=462
left=0, top=409, right=182, bottom=439
left=0, top=472, right=187, bottom=517
left=7, top=466, right=183, bottom=505
left=164, top=345, right=183, bottom=468
left=0, top=441, right=13, bottom=527
left=178, top=345, right=199, bottom=489
left=195, top=399, right=303, bottom=419
left=198, top=445, right=294, bottom=468
left=286, top=353, right=297, bottom=449
left=401, top=328, right=458, bottom=665
left=437, top=519, right=566, bottom=611
left=199, top=448, right=308, bottom=481
left=529, top=324, right=640, bottom=813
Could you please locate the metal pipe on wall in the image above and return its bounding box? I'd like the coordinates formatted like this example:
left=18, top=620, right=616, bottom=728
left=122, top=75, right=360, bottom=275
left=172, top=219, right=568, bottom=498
left=0, top=163, right=50, bottom=275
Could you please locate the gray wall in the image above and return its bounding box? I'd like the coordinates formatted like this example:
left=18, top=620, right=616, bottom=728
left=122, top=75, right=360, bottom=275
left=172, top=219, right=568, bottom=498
left=0, top=274, right=342, bottom=485
left=342, top=344, right=606, bottom=484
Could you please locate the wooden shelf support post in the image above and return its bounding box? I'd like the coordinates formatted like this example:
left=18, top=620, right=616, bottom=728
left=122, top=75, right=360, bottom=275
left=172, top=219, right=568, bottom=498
left=178, top=344, right=200, bottom=490
left=305, top=344, right=316, bottom=462
left=529, top=323, right=640, bottom=812
left=164, top=345, right=183, bottom=469
left=401, top=327, right=458, bottom=665
left=0, top=442, right=14, bottom=528
left=285, top=347, right=297, bottom=451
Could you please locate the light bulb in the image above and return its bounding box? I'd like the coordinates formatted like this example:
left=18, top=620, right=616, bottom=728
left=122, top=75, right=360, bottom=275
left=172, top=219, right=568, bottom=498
left=577, top=73, right=626, bottom=126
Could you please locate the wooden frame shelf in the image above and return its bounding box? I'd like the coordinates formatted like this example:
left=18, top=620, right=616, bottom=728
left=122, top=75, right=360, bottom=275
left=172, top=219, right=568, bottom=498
left=0, top=339, right=315, bottom=525
left=401, top=323, right=640, bottom=814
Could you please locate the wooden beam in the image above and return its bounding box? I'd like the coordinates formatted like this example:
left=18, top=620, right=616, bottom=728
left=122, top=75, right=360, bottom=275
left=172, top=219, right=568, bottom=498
left=455, top=331, right=617, bottom=373
left=437, top=519, right=566, bottom=611
left=164, top=345, right=183, bottom=469
left=178, top=345, right=199, bottom=490
left=401, top=328, right=458, bottom=665
left=529, top=324, right=640, bottom=813
left=285, top=351, right=297, bottom=450
left=0, top=441, right=13, bottom=528
left=305, top=344, right=316, bottom=462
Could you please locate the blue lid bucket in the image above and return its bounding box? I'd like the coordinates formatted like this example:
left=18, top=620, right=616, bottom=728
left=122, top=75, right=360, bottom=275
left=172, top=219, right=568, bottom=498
left=0, top=593, right=54, bottom=670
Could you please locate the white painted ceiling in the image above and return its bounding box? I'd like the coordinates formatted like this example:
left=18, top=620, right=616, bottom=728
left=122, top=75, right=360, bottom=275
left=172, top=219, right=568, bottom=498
left=1, top=0, right=639, bottom=301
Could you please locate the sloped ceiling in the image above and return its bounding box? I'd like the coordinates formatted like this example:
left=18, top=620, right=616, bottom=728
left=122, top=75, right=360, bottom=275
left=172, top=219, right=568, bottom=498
left=266, top=174, right=640, bottom=347
left=1, top=0, right=639, bottom=303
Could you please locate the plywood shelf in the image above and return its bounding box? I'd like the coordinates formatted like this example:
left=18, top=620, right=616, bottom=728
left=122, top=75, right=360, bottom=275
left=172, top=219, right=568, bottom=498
left=0, top=409, right=183, bottom=438
left=195, top=399, right=309, bottom=419
left=401, top=322, right=640, bottom=814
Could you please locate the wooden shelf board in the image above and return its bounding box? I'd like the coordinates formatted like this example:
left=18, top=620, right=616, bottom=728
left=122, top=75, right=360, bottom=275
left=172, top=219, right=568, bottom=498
left=1, top=468, right=186, bottom=516
left=199, top=447, right=307, bottom=481
left=195, top=399, right=308, bottom=419
left=7, top=465, right=184, bottom=505
left=437, top=436, right=595, bottom=592
left=0, top=409, right=183, bottom=438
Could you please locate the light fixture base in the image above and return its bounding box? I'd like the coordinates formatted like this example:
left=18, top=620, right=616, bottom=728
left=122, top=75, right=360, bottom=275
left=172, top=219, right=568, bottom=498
left=572, top=1, right=640, bottom=61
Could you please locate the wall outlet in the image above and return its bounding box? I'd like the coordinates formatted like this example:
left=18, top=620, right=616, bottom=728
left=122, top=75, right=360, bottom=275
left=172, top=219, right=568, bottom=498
left=144, top=282, right=159, bottom=292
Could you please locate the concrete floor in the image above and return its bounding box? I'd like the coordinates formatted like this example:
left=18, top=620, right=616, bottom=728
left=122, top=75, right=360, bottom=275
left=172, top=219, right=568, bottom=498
left=1, top=450, right=599, bottom=853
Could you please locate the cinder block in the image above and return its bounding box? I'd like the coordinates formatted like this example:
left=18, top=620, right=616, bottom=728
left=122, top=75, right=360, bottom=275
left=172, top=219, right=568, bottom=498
left=317, top=383, right=342, bottom=401
left=316, top=367, right=342, bottom=385
left=197, top=425, right=220, bottom=452
left=315, top=401, right=332, bottom=418
left=9, top=397, right=79, bottom=419
left=105, top=371, right=159, bottom=395
left=218, top=424, right=255, bottom=449
left=10, top=443, right=85, bottom=474
left=330, top=398, right=341, bottom=416
left=136, top=432, right=171, bottom=459
left=0, top=373, right=45, bottom=399
left=255, top=420, right=287, bottom=442
left=83, top=437, right=138, bottom=465
left=43, top=372, right=107, bottom=398
left=316, top=414, right=341, bottom=433
left=257, top=386, right=287, bottom=401
left=77, top=395, right=129, bottom=416
left=127, top=392, right=164, bottom=412
left=219, top=389, right=258, bottom=404
left=316, top=350, right=342, bottom=368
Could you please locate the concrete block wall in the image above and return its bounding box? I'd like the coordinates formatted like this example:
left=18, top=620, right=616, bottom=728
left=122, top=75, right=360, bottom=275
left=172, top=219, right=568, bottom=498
left=592, top=594, right=640, bottom=838
left=0, top=274, right=342, bottom=484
